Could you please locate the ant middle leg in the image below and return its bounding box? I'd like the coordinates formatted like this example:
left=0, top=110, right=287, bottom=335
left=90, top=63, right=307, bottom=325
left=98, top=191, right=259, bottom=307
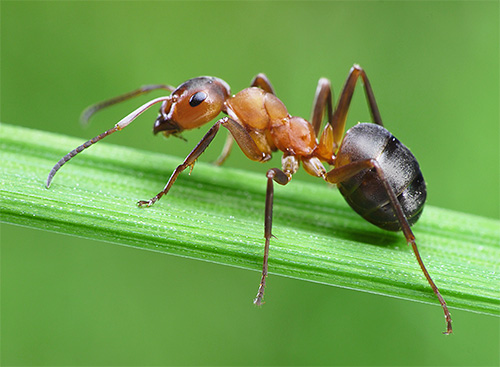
left=331, top=65, right=384, bottom=148
left=139, top=117, right=269, bottom=207
left=311, top=78, right=334, bottom=137
left=254, top=155, right=298, bottom=305
left=311, top=78, right=337, bottom=162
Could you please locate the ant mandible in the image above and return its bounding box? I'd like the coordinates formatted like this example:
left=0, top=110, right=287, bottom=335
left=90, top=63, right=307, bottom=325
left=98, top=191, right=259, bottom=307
left=46, top=65, right=452, bottom=334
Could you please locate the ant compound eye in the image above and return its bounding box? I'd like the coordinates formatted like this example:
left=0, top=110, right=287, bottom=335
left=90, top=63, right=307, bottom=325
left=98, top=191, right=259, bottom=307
left=189, top=91, right=208, bottom=107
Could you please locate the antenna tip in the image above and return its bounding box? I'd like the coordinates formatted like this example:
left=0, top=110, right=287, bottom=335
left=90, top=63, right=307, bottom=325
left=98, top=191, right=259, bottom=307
left=46, top=172, right=54, bottom=189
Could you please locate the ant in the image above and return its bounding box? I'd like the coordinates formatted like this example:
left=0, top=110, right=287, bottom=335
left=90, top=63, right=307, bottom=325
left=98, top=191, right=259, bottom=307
left=46, top=65, right=452, bottom=334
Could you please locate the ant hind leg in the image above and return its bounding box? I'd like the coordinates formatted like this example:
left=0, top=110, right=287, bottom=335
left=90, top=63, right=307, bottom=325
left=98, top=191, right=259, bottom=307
left=325, top=159, right=452, bottom=335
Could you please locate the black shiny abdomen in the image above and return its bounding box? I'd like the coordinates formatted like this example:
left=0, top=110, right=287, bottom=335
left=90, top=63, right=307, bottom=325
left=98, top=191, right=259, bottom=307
left=336, top=123, right=426, bottom=231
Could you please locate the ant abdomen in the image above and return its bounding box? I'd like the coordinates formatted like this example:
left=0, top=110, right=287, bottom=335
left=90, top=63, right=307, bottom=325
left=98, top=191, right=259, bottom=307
left=336, top=123, right=427, bottom=231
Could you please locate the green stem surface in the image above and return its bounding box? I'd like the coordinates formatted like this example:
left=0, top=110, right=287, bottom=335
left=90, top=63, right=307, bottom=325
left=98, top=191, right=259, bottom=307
left=1, top=123, right=499, bottom=316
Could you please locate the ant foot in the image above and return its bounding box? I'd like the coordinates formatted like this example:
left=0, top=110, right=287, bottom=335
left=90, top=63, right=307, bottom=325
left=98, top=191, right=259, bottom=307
left=137, top=199, right=155, bottom=207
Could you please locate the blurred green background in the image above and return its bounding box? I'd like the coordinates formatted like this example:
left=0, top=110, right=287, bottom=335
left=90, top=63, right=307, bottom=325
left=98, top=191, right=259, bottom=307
left=1, top=1, right=499, bottom=366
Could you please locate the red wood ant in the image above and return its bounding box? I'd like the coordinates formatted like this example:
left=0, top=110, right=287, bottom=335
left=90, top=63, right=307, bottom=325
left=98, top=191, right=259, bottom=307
left=46, top=65, right=452, bottom=334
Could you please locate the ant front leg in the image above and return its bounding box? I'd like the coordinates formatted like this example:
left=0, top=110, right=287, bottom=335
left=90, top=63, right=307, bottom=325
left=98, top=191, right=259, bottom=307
left=214, top=74, right=276, bottom=166
left=250, top=73, right=276, bottom=95
left=254, top=155, right=298, bottom=305
left=140, top=117, right=269, bottom=207
left=325, top=159, right=452, bottom=335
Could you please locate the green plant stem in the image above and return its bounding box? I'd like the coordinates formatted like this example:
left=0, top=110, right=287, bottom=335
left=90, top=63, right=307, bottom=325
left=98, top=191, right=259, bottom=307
left=1, top=122, right=499, bottom=317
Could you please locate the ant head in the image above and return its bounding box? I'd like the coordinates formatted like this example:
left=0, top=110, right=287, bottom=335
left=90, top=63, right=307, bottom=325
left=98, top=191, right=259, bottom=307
left=154, top=77, right=231, bottom=137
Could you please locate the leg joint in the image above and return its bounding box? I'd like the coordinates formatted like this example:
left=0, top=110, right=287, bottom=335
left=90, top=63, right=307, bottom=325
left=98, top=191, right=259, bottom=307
left=266, top=168, right=289, bottom=185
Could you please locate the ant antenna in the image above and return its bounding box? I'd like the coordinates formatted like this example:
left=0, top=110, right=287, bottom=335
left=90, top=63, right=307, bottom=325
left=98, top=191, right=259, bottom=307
left=46, top=96, right=171, bottom=188
left=80, top=84, right=175, bottom=125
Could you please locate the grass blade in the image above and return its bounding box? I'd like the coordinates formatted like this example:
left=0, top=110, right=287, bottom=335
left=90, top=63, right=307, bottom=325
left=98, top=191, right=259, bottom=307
left=1, top=122, right=499, bottom=316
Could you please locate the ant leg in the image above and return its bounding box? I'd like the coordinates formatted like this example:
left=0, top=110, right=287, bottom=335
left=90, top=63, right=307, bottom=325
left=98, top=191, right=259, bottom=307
left=254, top=155, right=298, bottom=305
left=213, top=133, right=234, bottom=166
left=311, top=78, right=337, bottom=163
left=214, top=74, right=276, bottom=166
left=139, top=117, right=269, bottom=207
left=81, top=84, right=175, bottom=124
left=250, top=73, right=276, bottom=95
left=325, top=159, right=452, bottom=335
left=311, top=78, right=334, bottom=137
left=331, top=65, right=383, bottom=148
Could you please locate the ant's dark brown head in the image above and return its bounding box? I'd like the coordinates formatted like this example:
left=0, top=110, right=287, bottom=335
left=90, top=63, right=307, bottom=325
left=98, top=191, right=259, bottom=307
left=153, top=77, right=231, bottom=137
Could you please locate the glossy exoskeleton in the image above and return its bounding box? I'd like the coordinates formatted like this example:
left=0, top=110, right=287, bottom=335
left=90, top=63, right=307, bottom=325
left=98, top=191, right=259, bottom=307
left=46, top=65, right=452, bottom=334
left=337, top=123, right=426, bottom=231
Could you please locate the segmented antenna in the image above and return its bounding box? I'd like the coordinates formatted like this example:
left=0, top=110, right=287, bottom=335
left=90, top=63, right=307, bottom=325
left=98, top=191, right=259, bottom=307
left=46, top=96, right=172, bottom=188
left=46, top=126, right=119, bottom=188
left=80, top=84, right=175, bottom=125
